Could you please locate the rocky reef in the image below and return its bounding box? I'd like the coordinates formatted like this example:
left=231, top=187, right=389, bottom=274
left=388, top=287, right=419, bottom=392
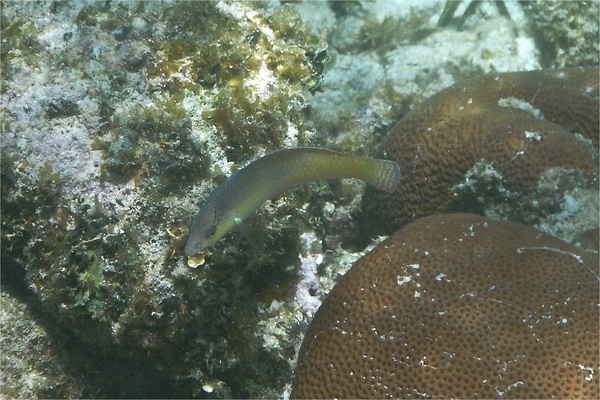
left=2, top=1, right=326, bottom=397
left=1, top=1, right=598, bottom=398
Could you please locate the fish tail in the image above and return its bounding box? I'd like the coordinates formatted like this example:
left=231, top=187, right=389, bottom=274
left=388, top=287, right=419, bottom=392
left=370, top=159, right=401, bottom=193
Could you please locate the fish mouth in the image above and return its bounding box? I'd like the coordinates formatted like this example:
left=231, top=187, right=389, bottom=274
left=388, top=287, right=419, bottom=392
left=184, top=242, right=200, bottom=257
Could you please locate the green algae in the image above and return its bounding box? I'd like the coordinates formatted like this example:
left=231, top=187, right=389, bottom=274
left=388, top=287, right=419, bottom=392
left=2, top=1, right=328, bottom=397
left=97, top=98, right=209, bottom=191
left=0, top=155, right=41, bottom=270
left=524, top=1, right=599, bottom=68
left=148, top=2, right=325, bottom=95
left=208, top=84, right=288, bottom=160
left=142, top=2, right=324, bottom=163
left=147, top=3, right=248, bottom=94
left=2, top=155, right=140, bottom=345
left=87, top=0, right=326, bottom=188
left=0, top=16, right=42, bottom=85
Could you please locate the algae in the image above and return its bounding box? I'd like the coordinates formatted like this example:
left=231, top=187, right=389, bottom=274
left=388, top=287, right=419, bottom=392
left=1, top=1, right=327, bottom=397
left=2, top=0, right=596, bottom=398
left=523, top=0, right=600, bottom=68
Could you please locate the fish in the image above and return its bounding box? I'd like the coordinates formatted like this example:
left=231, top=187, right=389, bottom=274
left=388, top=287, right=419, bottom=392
left=185, top=147, right=401, bottom=256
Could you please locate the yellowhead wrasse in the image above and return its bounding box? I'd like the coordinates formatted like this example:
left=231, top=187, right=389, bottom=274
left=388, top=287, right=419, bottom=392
left=185, top=147, right=401, bottom=256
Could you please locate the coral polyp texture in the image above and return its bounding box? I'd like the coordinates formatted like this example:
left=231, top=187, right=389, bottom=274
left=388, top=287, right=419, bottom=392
left=292, top=213, right=599, bottom=399
left=361, top=68, right=599, bottom=241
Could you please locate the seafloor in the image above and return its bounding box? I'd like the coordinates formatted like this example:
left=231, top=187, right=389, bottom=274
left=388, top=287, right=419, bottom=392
left=1, top=1, right=598, bottom=398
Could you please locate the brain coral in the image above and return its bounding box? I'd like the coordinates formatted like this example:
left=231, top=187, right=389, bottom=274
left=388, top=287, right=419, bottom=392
left=292, top=214, right=599, bottom=398
left=361, top=68, right=599, bottom=237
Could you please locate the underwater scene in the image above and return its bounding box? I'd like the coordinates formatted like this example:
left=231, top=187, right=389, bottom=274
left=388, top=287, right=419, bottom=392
left=1, top=1, right=598, bottom=398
